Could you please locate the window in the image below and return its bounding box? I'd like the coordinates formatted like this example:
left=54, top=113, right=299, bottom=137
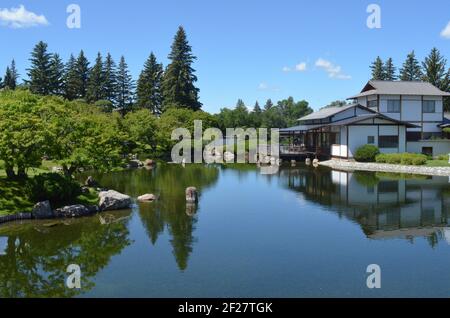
left=422, top=147, right=433, bottom=156
left=367, top=136, right=375, bottom=144
left=368, top=100, right=378, bottom=108
left=379, top=135, right=399, bottom=148
left=423, top=100, right=436, bottom=113
left=406, top=132, right=421, bottom=142
left=387, top=100, right=401, bottom=113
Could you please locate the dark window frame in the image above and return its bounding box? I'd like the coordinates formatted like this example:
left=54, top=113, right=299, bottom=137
left=379, top=135, right=399, bottom=148
left=367, top=136, right=375, bottom=144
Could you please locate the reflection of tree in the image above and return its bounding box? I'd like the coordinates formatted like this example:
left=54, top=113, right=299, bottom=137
left=0, top=211, right=131, bottom=297
left=83, top=164, right=219, bottom=271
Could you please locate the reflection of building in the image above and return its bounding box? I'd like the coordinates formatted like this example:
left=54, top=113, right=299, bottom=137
left=281, top=167, right=450, bottom=243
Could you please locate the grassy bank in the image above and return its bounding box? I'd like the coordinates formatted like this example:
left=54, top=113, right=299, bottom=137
left=0, top=160, right=99, bottom=216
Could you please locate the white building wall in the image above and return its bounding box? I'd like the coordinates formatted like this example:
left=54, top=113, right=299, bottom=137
left=407, top=140, right=450, bottom=157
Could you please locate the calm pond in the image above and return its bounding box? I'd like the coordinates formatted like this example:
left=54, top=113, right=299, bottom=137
left=1, top=163, right=450, bottom=297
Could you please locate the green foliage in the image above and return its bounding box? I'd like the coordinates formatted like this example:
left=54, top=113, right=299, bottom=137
left=26, top=173, right=82, bottom=206
left=26, top=41, right=53, bottom=95
left=162, top=26, right=201, bottom=111
left=215, top=97, right=312, bottom=130
left=384, top=58, right=397, bottom=80
left=375, top=153, right=428, bottom=165
left=136, top=52, right=163, bottom=114
left=400, top=51, right=422, bottom=81
left=370, top=56, right=386, bottom=80
left=116, top=56, right=135, bottom=115
left=86, top=53, right=106, bottom=103
left=123, top=109, right=158, bottom=154
left=354, top=145, right=380, bottom=162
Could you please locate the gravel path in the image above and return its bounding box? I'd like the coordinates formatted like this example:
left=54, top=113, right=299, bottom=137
left=319, top=160, right=450, bottom=177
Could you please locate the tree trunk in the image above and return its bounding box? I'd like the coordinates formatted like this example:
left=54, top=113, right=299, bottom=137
left=17, top=166, right=27, bottom=180
left=5, top=164, right=16, bottom=180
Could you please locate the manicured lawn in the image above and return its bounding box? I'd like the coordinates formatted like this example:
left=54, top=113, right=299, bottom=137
left=425, top=160, right=450, bottom=167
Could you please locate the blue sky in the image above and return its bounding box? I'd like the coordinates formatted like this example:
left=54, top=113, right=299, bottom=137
left=0, top=0, right=449, bottom=113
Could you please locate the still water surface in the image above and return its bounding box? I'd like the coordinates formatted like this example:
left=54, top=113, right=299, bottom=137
left=1, top=164, right=450, bottom=297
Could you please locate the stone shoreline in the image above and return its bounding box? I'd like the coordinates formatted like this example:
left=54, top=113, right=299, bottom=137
left=319, top=159, right=450, bottom=177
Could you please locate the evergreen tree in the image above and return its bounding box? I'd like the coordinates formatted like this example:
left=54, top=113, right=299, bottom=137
left=264, top=99, right=274, bottom=111
left=136, top=52, right=163, bottom=114
left=4, top=60, right=18, bottom=89
left=384, top=58, right=397, bottom=80
left=27, top=41, right=52, bottom=95
left=63, top=54, right=79, bottom=100
left=116, top=56, right=135, bottom=116
left=103, top=53, right=118, bottom=105
left=3, top=67, right=14, bottom=90
left=422, top=48, right=449, bottom=90
left=399, top=51, right=422, bottom=81
left=87, top=53, right=106, bottom=103
left=370, top=56, right=385, bottom=80
left=74, top=50, right=90, bottom=99
left=162, top=26, right=201, bottom=111
left=0, top=76, right=3, bottom=89
left=253, top=101, right=262, bottom=113
left=49, top=54, right=65, bottom=95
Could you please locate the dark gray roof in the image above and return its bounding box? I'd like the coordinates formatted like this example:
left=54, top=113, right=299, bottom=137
left=298, top=104, right=357, bottom=121
left=348, top=80, right=450, bottom=99
left=281, top=113, right=418, bottom=133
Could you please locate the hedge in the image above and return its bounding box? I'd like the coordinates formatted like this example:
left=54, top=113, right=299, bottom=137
left=354, top=145, right=380, bottom=162
left=375, top=153, right=427, bottom=166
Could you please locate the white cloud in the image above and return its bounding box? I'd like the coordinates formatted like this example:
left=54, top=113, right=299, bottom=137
left=315, top=58, right=351, bottom=80
left=0, top=5, right=49, bottom=29
left=282, top=62, right=307, bottom=72
left=440, top=21, right=450, bottom=39
left=295, top=62, right=307, bottom=72
left=258, top=82, right=280, bottom=92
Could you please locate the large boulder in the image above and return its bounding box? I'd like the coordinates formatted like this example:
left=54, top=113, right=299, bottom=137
left=32, top=201, right=54, bottom=219
left=137, top=194, right=156, bottom=202
left=54, top=205, right=99, bottom=218
left=99, top=190, right=131, bottom=211
left=144, top=159, right=155, bottom=166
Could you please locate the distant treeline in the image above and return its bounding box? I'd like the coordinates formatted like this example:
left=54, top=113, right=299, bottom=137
left=0, top=26, right=201, bottom=116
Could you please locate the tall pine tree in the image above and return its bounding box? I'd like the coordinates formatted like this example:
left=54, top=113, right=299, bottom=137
left=103, top=53, right=118, bottom=105
left=49, top=54, right=65, bottom=95
left=4, top=60, right=18, bottom=89
left=264, top=99, right=274, bottom=111
left=116, top=56, right=135, bottom=116
left=422, top=48, right=449, bottom=89
left=136, top=52, right=164, bottom=114
left=370, top=56, right=385, bottom=80
left=384, top=58, right=397, bottom=80
left=399, top=51, right=422, bottom=81
left=27, top=41, right=52, bottom=95
left=74, top=50, right=90, bottom=99
left=64, top=54, right=79, bottom=100
left=162, top=26, right=201, bottom=111
left=87, top=52, right=106, bottom=103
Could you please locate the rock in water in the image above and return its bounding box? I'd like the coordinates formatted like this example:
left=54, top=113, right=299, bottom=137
left=99, top=190, right=132, bottom=211
left=138, top=194, right=156, bottom=202
left=32, top=201, right=54, bottom=219
left=144, top=159, right=155, bottom=166
left=85, top=176, right=98, bottom=187
left=186, top=187, right=198, bottom=203
left=54, top=205, right=98, bottom=218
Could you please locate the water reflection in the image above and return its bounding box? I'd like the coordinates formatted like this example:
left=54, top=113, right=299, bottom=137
left=0, top=211, right=131, bottom=297
left=85, top=164, right=220, bottom=270
left=281, top=166, right=450, bottom=246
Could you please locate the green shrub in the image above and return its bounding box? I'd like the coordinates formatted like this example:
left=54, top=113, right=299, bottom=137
left=26, top=173, right=82, bottom=206
left=354, top=145, right=380, bottom=162
left=375, top=153, right=427, bottom=166
left=437, top=154, right=449, bottom=161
